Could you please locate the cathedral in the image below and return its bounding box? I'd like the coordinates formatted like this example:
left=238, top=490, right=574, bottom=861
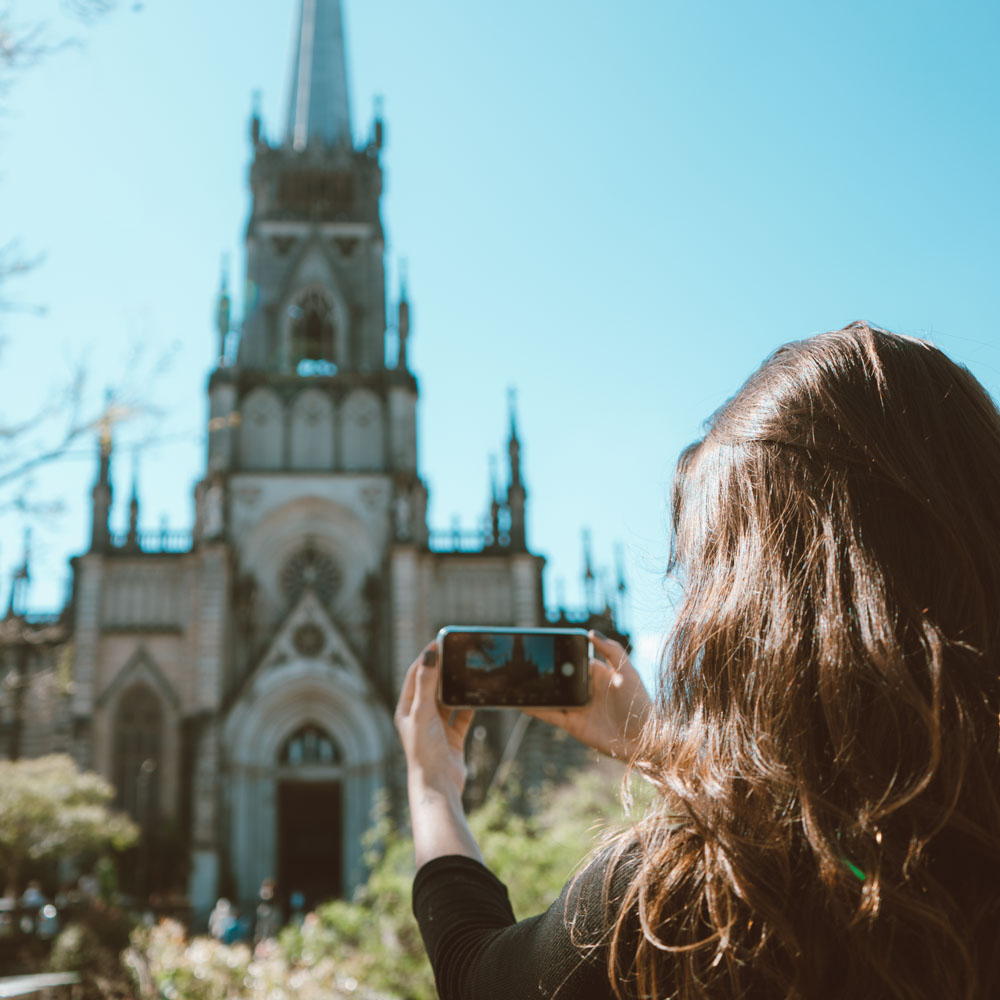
left=0, top=0, right=624, bottom=920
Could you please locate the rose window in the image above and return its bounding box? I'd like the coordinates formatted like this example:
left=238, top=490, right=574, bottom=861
left=280, top=545, right=341, bottom=605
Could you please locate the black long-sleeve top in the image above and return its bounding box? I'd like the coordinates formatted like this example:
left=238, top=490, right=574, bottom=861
left=412, top=851, right=640, bottom=999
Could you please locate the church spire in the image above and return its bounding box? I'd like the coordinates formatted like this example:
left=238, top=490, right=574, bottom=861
left=215, top=259, right=231, bottom=366
left=396, top=262, right=411, bottom=371
left=488, top=453, right=500, bottom=545
left=126, top=456, right=141, bottom=549
left=507, top=388, right=522, bottom=490
left=582, top=528, right=596, bottom=611
left=6, top=529, right=30, bottom=618
left=90, top=392, right=114, bottom=552
left=506, top=389, right=527, bottom=549
left=286, top=0, right=352, bottom=150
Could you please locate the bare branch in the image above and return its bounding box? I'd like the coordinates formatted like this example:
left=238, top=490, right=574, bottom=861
left=0, top=0, right=140, bottom=525
left=0, top=19, right=57, bottom=77
left=0, top=242, right=46, bottom=315
left=0, top=381, right=187, bottom=497
left=61, top=1, right=117, bottom=24
left=0, top=1, right=118, bottom=78
left=0, top=243, right=42, bottom=276
left=0, top=486, right=64, bottom=518
left=0, top=356, right=85, bottom=442
left=0, top=428, right=95, bottom=489
left=64, top=361, right=86, bottom=441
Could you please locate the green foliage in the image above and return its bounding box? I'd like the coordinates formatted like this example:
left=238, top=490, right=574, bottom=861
left=0, top=754, right=139, bottom=895
left=50, top=922, right=101, bottom=972
left=131, top=763, right=640, bottom=1000
left=472, top=766, right=630, bottom=918
left=95, top=855, right=119, bottom=904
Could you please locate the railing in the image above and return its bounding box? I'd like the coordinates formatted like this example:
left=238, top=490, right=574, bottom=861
left=110, top=529, right=192, bottom=554
left=428, top=528, right=488, bottom=552
left=427, top=529, right=512, bottom=553
left=545, top=608, right=591, bottom=625
left=22, top=613, right=62, bottom=627
left=0, top=973, right=82, bottom=998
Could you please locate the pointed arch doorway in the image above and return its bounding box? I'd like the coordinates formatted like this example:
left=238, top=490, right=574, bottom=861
left=276, top=723, right=343, bottom=913
left=223, top=653, right=395, bottom=914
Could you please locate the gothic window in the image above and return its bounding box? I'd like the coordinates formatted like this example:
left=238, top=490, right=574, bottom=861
left=239, top=388, right=283, bottom=469
left=271, top=235, right=297, bottom=257
left=289, top=291, right=337, bottom=374
left=341, top=389, right=383, bottom=472
left=113, top=684, right=162, bottom=824
left=290, top=389, right=334, bottom=469
left=279, top=723, right=341, bottom=766
left=280, top=544, right=341, bottom=606
left=277, top=172, right=354, bottom=211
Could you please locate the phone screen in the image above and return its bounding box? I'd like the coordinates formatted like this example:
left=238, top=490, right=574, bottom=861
left=439, top=628, right=590, bottom=708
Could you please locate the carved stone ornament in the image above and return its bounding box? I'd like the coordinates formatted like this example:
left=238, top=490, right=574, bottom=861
left=361, top=484, right=383, bottom=510
left=203, top=482, right=224, bottom=539
left=292, top=622, right=325, bottom=657
left=233, top=487, right=262, bottom=507
left=394, top=489, right=412, bottom=541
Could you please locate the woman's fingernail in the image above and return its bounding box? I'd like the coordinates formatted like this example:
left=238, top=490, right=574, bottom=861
left=422, top=648, right=438, bottom=667
left=592, top=629, right=608, bottom=642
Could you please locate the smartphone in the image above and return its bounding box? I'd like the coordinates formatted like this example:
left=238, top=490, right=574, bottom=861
left=437, top=626, right=591, bottom=708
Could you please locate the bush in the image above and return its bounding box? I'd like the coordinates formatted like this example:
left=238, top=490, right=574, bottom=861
left=130, top=920, right=387, bottom=1000
left=129, top=762, right=639, bottom=1000
left=50, top=922, right=101, bottom=972
left=0, top=755, right=138, bottom=900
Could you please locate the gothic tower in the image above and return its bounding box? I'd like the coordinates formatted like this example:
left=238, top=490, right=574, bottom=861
left=190, top=0, right=416, bottom=913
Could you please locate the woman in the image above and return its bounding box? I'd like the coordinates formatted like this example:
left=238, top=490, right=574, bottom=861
left=395, top=322, right=1000, bottom=999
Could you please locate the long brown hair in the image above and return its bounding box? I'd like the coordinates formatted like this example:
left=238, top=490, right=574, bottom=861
left=610, top=323, right=1000, bottom=998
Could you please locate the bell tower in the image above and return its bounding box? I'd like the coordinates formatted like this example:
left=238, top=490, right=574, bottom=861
left=202, top=0, right=420, bottom=487
left=188, top=0, right=415, bottom=912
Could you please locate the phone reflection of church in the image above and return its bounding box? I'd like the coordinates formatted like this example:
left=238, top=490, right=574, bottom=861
left=0, top=0, right=626, bottom=921
left=505, top=635, right=541, bottom=681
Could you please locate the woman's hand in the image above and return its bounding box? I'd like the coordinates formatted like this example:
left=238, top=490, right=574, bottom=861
left=526, top=631, right=653, bottom=761
left=395, top=644, right=474, bottom=795
left=395, top=644, right=482, bottom=867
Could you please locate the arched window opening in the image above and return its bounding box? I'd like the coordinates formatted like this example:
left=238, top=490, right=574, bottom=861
left=289, top=389, right=334, bottom=470
left=239, top=388, right=283, bottom=469
left=279, top=723, right=341, bottom=766
left=289, top=291, right=337, bottom=375
left=113, top=684, right=163, bottom=824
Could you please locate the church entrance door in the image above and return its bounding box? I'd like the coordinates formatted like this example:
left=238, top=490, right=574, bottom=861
left=277, top=780, right=342, bottom=913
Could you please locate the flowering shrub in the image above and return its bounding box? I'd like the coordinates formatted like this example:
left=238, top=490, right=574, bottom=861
left=0, top=755, right=138, bottom=899
left=129, top=763, right=637, bottom=999
left=129, top=920, right=386, bottom=1000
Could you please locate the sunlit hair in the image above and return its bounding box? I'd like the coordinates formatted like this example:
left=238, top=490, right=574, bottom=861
left=608, top=322, right=1000, bottom=998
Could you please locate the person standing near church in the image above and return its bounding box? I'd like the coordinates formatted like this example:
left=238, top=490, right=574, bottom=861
left=253, top=878, right=280, bottom=944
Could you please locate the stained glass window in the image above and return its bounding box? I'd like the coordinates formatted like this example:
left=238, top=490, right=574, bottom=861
left=289, top=291, right=336, bottom=369
left=279, top=724, right=341, bottom=766
left=113, top=684, right=162, bottom=823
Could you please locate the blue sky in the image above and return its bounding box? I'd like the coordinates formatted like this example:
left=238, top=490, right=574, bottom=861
left=2, top=0, right=998, bottom=683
